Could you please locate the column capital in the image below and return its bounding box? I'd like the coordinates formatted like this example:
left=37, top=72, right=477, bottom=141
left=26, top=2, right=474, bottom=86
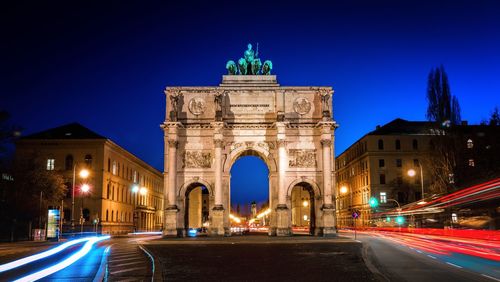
left=214, top=139, right=224, bottom=148
left=168, top=140, right=179, bottom=148
left=321, top=139, right=332, bottom=146
left=276, top=139, right=287, bottom=147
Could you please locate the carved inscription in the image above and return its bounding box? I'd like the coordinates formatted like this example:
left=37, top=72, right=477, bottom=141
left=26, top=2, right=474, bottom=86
left=183, top=151, right=212, bottom=168
left=289, top=149, right=317, bottom=167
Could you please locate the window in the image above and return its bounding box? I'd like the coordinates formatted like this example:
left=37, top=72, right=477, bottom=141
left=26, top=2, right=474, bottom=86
left=395, top=139, right=401, bottom=150
left=413, top=159, right=419, bottom=167
left=111, top=210, right=114, bottom=222
left=380, top=192, right=387, bottom=203
left=467, top=139, right=474, bottom=149
left=378, top=159, right=385, bottom=167
left=107, top=183, right=110, bottom=199
left=468, top=159, right=475, bottom=167
left=107, top=158, right=111, bottom=172
left=412, top=139, right=418, bottom=150
left=106, top=210, right=109, bottom=221
left=133, top=171, right=138, bottom=183
left=65, top=155, right=73, bottom=170
left=85, top=154, right=92, bottom=167
left=112, top=161, right=117, bottom=175
left=379, top=174, right=386, bottom=184
left=396, top=159, right=402, bottom=168
left=397, top=176, right=403, bottom=185
left=378, top=139, right=384, bottom=150
left=46, top=158, right=55, bottom=170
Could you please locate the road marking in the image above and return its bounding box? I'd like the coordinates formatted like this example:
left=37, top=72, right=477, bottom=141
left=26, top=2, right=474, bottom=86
left=416, top=250, right=423, bottom=254
left=109, top=257, right=143, bottom=263
left=114, top=260, right=144, bottom=267
left=427, top=255, right=437, bottom=259
left=111, top=254, right=139, bottom=259
left=109, top=266, right=147, bottom=275
left=481, top=274, right=500, bottom=282
left=446, top=262, right=462, bottom=269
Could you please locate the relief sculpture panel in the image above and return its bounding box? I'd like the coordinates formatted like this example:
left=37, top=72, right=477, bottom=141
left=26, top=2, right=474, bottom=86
left=183, top=151, right=212, bottom=168
left=288, top=149, right=317, bottom=168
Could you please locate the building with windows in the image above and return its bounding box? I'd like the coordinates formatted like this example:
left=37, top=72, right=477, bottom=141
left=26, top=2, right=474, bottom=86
left=335, top=118, right=435, bottom=228
left=15, top=123, right=164, bottom=235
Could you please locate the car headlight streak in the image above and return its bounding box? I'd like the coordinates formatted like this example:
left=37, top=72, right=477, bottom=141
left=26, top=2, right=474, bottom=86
left=13, top=235, right=110, bottom=282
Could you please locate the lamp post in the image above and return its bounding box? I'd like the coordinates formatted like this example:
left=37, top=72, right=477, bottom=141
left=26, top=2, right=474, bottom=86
left=139, top=187, right=148, bottom=231
left=407, top=165, right=425, bottom=202
left=80, top=183, right=90, bottom=235
left=340, top=185, right=356, bottom=239
left=131, top=185, right=139, bottom=232
left=71, top=166, right=89, bottom=233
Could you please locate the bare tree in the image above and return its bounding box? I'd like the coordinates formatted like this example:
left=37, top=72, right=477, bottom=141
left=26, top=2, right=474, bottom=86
left=426, top=66, right=461, bottom=126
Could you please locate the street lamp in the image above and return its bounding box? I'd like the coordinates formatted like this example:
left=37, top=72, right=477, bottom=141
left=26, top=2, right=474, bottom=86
left=80, top=184, right=90, bottom=235
left=407, top=165, right=425, bottom=203
left=71, top=166, right=89, bottom=233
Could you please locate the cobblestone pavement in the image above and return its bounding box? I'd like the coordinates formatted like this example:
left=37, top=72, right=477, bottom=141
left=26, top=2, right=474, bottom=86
left=144, top=235, right=378, bottom=282
left=106, top=237, right=155, bottom=281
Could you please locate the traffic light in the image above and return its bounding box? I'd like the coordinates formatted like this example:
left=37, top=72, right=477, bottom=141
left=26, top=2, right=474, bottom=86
left=396, top=215, right=405, bottom=225
left=369, top=197, right=379, bottom=208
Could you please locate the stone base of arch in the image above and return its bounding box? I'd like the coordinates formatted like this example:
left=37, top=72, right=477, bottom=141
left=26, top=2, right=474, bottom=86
left=163, top=208, right=180, bottom=237
left=210, top=207, right=226, bottom=236
left=276, top=206, right=292, bottom=236
left=321, top=207, right=338, bottom=237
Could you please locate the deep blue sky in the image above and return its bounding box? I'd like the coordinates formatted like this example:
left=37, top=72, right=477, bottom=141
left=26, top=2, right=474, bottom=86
left=2, top=1, right=499, bottom=207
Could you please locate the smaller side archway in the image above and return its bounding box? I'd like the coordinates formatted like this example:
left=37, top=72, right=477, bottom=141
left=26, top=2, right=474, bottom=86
left=287, top=179, right=321, bottom=235
left=179, top=180, right=213, bottom=235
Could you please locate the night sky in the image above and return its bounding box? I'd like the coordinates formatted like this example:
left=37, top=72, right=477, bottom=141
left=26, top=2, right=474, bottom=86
left=2, top=1, right=499, bottom=208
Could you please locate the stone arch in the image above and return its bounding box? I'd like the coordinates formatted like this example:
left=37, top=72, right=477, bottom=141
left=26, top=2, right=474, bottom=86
left=224, top=144, right=277, bottom=173
left=286, top=177, right=322, bottom=199
left=178, top=178, right=213, bottom=198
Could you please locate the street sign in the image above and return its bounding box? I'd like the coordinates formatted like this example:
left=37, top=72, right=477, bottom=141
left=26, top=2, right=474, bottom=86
left=352, top=211, right=359, bottom=219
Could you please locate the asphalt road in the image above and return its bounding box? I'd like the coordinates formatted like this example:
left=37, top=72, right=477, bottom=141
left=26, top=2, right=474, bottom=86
left=144, top=235, right=378, bottom=282
left=345, top=231, right=500, bottom=282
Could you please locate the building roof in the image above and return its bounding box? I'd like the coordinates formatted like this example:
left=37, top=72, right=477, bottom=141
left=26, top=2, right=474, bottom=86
left=20, top=122, right=106, bottom=140
left=367, top=118, right=436, bottom=135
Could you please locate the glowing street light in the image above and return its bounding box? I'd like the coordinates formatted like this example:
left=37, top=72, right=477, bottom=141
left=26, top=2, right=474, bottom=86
left=340, top=186, right=348, bottom=194
left=72, top=166, right=90, bottom=232
left=408, top=165, right=425, bottom=202
left=302, top=200, right=309, bottom=207
left=139, top=187, right=148, bottom=196
left=81, top=184, right=90, bottom=193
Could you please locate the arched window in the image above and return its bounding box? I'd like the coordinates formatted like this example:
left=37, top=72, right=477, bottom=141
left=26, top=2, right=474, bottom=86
left=65, top=155, right=73, bottom=171
left=395, top=139, right=401, bottom=150
left=84, top=154, right=92, bottom=167
left=467, top=139, right=474, bottom=149
left=378, top=139, right=384, bottom=150
left=412, top=139, right=418, bottom=150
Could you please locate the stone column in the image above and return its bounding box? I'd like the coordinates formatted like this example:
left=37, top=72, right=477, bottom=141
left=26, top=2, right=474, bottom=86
left=163, top=122, right=181, bottom=237
left=275, top=121, right=290, bottom=236
left=211, top=122, right=225, bottom=236
left=319, top=121, right=337, bottom=236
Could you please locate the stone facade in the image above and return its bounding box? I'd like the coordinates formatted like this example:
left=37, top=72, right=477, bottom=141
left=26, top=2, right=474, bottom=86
left=162, top=75, right=338, bottom=236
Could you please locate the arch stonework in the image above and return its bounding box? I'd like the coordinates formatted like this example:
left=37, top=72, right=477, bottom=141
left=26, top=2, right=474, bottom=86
left=162, top=75, right=338, bottom=237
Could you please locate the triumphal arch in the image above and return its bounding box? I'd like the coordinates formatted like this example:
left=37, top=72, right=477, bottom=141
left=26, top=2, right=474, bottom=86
left=162, top=45, right=338, bottom=236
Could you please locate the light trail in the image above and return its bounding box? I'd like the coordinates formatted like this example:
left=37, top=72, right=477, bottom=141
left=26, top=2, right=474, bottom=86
left=13, top=235, right=110, bottom=282
left=0, top=237, right=90, bottom=273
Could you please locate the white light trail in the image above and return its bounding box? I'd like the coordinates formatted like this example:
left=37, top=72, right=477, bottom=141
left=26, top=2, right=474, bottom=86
left=14, top=235, right=110, bottom=282
left=0, top=237, right=90, bottom=273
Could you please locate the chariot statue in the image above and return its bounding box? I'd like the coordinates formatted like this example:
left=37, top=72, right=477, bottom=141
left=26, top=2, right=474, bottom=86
left=226, top=43, right=273, bottom=75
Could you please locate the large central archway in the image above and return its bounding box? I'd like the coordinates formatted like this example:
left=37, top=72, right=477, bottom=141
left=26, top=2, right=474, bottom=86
left=229, top=151, right=271, bottom=235
left=162, top=73, right=338, bottom=237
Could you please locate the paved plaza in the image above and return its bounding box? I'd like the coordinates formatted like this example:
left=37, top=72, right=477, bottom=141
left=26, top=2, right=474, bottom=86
left=144, top=235, right=378, bottom=281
